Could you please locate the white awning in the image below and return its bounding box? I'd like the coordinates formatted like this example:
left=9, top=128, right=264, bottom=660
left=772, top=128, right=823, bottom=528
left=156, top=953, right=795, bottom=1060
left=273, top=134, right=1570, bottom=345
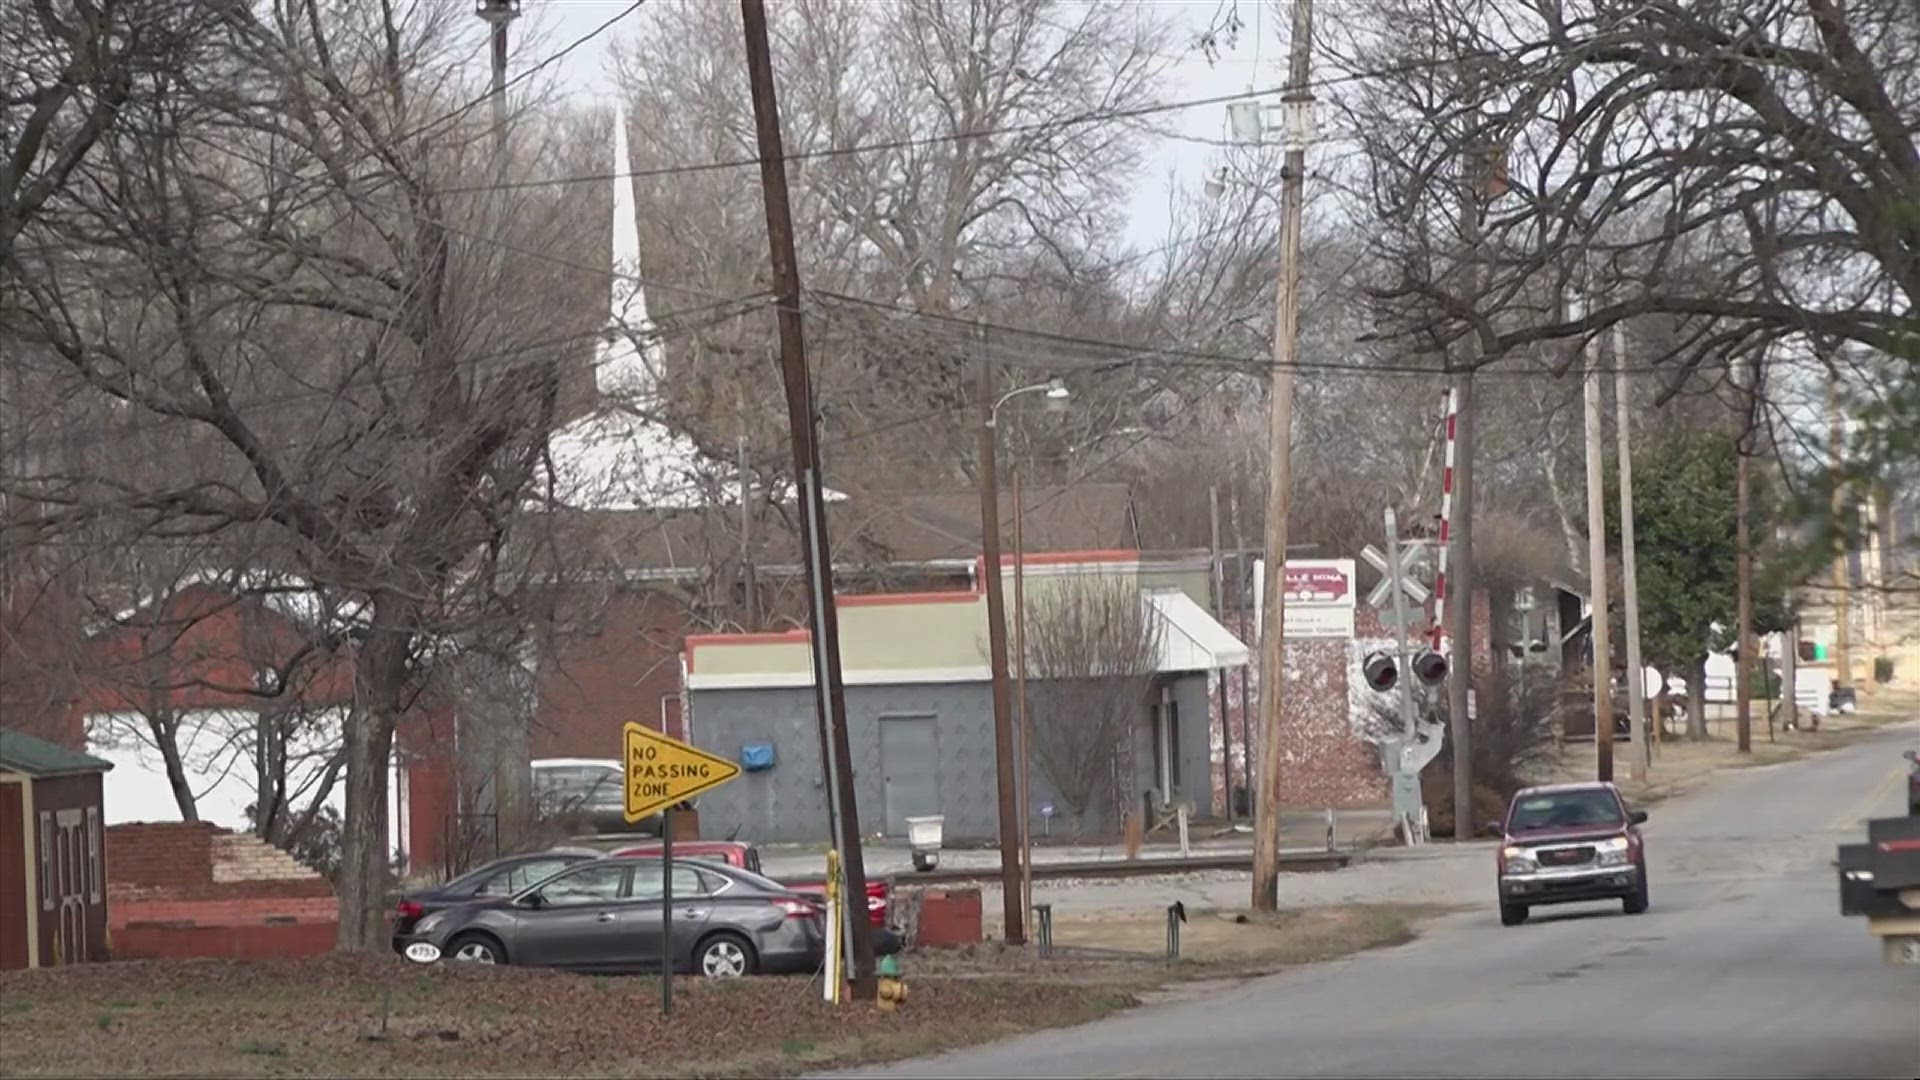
left=1146, top=588, right=1250, bottom=672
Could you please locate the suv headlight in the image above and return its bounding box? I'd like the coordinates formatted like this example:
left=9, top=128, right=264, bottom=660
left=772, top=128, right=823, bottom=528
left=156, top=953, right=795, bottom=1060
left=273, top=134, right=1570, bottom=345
left=1502, top=846, right=1537, bottom=872
left=1595, top=836, right=1631, bottom=866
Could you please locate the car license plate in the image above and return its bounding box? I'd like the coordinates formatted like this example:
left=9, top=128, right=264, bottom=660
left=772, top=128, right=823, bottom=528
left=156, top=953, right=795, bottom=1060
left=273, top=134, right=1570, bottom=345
left=404, top=942, right=442, bottom=964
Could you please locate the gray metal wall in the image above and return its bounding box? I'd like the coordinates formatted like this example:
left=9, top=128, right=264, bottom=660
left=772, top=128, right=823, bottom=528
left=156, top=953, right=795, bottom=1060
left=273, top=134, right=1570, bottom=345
left=686, top=674, right=1218, bottom=844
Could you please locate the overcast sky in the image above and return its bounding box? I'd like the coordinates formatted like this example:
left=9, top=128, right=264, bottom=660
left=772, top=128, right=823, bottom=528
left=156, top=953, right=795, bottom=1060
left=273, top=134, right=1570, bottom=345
left=515, top=0, right=1274, bottom=249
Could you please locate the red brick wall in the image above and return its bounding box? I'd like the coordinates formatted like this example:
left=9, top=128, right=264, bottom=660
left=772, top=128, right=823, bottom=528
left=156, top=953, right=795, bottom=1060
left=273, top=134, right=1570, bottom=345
left=106, top=822, right=333, bottom=908
left=0, top=583, right=85, bottom=748
left=534, top=588, right=689, bottom=758
left=112, top=922, right=335, bottom=960
left=105, top=821, right=338, bottom=958
left=1210, top=590, right=1495, bottom=812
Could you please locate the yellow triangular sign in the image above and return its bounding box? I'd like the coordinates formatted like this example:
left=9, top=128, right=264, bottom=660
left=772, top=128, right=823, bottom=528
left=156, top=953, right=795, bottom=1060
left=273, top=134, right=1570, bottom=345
left=622, top=721, right=742, bottom=824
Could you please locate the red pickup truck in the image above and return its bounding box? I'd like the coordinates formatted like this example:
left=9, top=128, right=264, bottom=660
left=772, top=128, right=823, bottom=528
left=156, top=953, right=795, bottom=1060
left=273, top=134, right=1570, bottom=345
left=609, top=840, right=892, bottom=929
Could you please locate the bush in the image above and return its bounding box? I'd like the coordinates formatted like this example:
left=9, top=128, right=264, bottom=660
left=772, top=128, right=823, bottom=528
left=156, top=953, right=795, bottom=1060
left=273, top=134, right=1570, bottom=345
left=1419, top=775, right=1507, bottom=838
left=1874, top=656, right=1895, bottom=685
left=1424, top=669, right=1563, bottom=801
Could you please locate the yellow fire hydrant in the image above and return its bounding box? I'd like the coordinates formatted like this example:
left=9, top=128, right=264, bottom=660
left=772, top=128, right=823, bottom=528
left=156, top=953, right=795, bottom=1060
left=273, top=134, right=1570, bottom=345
left=876, top=955, right=908, bottom=1011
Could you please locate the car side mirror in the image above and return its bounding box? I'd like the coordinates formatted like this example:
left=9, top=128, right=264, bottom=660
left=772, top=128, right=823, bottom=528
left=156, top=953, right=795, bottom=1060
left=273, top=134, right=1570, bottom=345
left=1904, top=749, right=1917, bottom=763
left=1484, top=821, right=1505, bottom=836
left=1629, top=810, right=1649, bottom=825
left=518, top=892, right=547, bottom=910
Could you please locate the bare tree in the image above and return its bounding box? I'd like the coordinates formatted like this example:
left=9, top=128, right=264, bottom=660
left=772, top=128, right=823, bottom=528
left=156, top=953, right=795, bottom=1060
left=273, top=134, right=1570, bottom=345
left=2, top=2, right=608, bottom=950
left=1325, top=0, right=1913, bottom=383
left=1020, top=577, right=1162, bottom=834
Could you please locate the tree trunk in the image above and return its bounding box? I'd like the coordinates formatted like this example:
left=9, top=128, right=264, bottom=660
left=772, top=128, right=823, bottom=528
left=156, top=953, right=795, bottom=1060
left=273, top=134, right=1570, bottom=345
left=335, top=593, right=411, bottom=953
left=1686, top=654, right=1709, bottom=740
left=150, top=713, right=200, bottom=823
left=1486, top=584, right=1515, bottom=719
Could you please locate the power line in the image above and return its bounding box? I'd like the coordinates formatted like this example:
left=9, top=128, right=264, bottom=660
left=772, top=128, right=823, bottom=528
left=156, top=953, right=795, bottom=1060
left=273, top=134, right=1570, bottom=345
left=0, top=294, right=773, bottom=455
left=439, top=49, right=1513, bottom=196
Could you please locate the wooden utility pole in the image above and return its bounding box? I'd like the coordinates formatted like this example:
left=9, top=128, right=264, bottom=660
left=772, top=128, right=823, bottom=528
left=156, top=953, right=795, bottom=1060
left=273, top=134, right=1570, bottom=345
left=1734, top=440, right=1754, bottom=754
left=739, top=0, right=876, bottom=999
left=1012, top=474, right=1033, bottom=927
left=1829, top=375, right=1853, bottom=692
left=975, top=328, right=1027, bottom=946
left=1582, top=326, right=1615, bottom=781
left=1210, top=486, right=1233, bottom=821
left=1612, top=324, right=1647, bottom=781
left=1446, top=114, right=1490, bottom=841
left=1252, top=0, right=1314, bottom=914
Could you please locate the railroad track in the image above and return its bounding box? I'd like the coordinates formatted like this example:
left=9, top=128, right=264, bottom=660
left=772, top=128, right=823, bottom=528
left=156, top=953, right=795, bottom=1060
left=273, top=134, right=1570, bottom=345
left=888, top=849, right=1348, bottom=885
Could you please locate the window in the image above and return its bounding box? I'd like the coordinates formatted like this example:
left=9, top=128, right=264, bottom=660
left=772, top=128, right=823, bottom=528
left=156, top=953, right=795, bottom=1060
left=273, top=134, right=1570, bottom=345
left=38, top=812, right=53, bottom=912
left=86, top=807, right=103, bottom=904
left=533, top=766, right=624, bottom=812
left=535, top=864, right=628, bottom=906
left=477, top=858, right=575, bottom=897
left=629, top=865, right=710, bottom=901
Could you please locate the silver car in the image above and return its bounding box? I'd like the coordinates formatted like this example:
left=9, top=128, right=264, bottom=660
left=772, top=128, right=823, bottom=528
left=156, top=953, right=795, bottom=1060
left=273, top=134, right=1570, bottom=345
left=398, top=857, right=826, bottom=978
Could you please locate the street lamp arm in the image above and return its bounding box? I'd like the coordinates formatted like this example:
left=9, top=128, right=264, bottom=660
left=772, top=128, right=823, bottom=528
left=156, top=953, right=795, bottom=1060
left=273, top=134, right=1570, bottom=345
left=988, top=378, right=1069, bottom=427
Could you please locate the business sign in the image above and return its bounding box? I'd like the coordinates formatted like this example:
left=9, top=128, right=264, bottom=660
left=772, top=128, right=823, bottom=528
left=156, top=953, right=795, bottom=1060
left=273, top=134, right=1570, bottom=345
left=623, top=722, right=742, bottom=823
left=1253, top=559, right=1357, bottom=640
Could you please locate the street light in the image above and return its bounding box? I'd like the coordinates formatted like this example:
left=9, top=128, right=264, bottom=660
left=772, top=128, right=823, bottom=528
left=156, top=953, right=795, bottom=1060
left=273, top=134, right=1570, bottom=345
left=976, top=353, right=1071, bottom=948
left=989, top=378, right=1071, bottom=426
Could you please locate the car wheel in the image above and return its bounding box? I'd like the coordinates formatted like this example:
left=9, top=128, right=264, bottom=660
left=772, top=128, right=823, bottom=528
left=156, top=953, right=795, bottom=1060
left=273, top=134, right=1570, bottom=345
left=1499, top=902, right=1528, bottom=927
left=696, top=932, right=757, bottom=979
left=1623, top=875, right=1650, bottom=915
left=447, top=932, right=507, bottom=965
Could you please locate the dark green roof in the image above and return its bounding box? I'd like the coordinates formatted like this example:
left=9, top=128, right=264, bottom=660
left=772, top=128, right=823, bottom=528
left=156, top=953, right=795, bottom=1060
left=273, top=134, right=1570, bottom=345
left=0, top=728, right=114, bottom=777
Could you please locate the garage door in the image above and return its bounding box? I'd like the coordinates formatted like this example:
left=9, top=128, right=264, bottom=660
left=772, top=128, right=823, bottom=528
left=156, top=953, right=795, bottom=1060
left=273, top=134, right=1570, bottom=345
left=879, top=716, right=939, bottom=836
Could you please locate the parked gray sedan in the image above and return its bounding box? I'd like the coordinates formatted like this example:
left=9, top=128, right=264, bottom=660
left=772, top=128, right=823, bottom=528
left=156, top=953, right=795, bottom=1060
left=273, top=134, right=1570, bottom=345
left=398, top=857, right=826, bottom=977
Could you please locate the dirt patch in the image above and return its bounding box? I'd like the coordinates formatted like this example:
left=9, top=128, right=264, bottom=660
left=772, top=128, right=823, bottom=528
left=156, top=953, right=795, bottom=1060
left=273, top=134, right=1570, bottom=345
left=0, top=955, right=1131, bottom=1079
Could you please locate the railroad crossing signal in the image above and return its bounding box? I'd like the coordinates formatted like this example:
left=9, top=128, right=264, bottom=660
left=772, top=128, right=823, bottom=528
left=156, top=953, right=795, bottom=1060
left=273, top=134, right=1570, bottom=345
left=1361, top=649, right=1450, bottom=693
left=622, top=721, right=741, bottom=824
left=1361, top=543, right=1430, bottom=608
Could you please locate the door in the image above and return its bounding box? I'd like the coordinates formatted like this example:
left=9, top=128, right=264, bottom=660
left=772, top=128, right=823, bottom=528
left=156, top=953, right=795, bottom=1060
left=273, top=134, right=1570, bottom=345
left=47, top=810, right=86, bottom=966
left=512, top=862, right=631, bottom=969
left=626, top=863, right=719, bottom=972
left=879, top=716, right=940, bottom=836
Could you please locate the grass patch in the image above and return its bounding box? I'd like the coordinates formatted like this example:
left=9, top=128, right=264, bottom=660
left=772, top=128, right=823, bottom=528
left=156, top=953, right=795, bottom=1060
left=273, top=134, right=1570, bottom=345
left=0, top=955, right=1142, bottom=1079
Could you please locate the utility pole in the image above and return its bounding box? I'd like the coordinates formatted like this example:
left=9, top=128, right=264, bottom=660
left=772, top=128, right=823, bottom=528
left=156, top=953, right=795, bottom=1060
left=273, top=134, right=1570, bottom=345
left=1734, top=441, right=1754, bottom=754
left=975, top=326, right=1027, bottom=946
left=478, top=0, right=519, bottom=171
left=1252, top=0, right=1313, bottom=913
left=1582, top=323, right=1615, bottom=781
left=1445, top=78, right=1493, bottom=840
left=1210, top=486, right=1232, bottom=821
left=1612, top=324, right=1647, bottom=780
left=1828, top=374, right=1853, bottom=693
left=477, top=0, right=524, bottom=850
left=739, top=0, right=876, bottom=999
left=1012, top=474, right=1033, bottom=928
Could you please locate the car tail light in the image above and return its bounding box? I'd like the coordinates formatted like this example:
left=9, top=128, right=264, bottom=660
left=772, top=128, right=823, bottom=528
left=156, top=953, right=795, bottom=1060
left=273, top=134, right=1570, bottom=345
left=772, top=898, right=820, bottom=919
left=395, top=899, right=423, bottom=921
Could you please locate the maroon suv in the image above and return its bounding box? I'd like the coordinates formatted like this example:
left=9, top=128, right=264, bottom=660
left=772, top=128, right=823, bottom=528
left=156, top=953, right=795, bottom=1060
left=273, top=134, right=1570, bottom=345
left=1491, top=782, right=1649, bottom=927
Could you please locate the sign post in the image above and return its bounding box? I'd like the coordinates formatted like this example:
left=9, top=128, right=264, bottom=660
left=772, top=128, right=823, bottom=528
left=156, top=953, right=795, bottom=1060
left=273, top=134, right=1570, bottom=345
left=662, top=806, right=675, bottom=1016
left=623, top=722, right=742, bottom=1016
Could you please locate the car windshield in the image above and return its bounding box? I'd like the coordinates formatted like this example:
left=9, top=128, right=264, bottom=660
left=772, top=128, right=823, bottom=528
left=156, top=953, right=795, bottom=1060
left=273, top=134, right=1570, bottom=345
left=1507, top=789, right=1624, bottom=832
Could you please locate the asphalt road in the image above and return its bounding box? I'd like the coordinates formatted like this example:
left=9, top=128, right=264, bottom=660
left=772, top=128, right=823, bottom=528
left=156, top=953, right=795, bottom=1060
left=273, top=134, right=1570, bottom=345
left=834, top=723, right=1920, bottom=1079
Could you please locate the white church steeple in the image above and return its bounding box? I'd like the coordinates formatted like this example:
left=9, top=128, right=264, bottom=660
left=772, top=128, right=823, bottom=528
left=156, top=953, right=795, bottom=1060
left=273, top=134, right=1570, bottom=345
left=596, top=102, right=661, bottom=400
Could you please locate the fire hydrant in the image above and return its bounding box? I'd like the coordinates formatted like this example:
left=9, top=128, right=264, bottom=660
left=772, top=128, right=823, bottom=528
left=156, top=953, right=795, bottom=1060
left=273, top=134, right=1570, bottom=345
left=875, top=954, right=909, bottom=1011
